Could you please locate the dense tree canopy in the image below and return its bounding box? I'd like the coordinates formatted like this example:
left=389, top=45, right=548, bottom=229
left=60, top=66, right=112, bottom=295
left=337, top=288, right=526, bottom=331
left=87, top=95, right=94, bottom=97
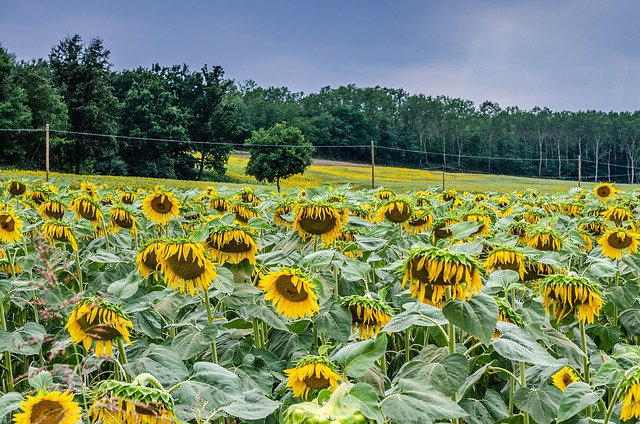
left=1, top=36, right=640, bottom=183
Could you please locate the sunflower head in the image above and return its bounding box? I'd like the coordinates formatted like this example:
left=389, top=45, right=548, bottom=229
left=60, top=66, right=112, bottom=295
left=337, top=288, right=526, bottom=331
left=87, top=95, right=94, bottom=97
left=258, top=267, right=320, bottom=319
left=206, top=224, right=258, bottom=264
left=236, top=187, right=261, bottom=206
left=13, top=390, right=82, bottom=424
left=108, top=205, right=138, bottom=235
left=552, top=366, right=580, bottom=392
left=374, top=198, right=413, bottom=223
left=401, top=245, right=483, bottom=306
left=157, top=240, right=217, bottom=296
left=594, top=182, right=619, bottom=203
left=494, top=296, right=524, bottom=328
left=80, top=181, right=99, bottom=198
left=141, top=190, right=180, bottom=225
left=42, top=220, right=78, bottom=251
left=340, top=294, right=393, bottom=339
left=527, top=228, right=563, bottom=251
left=119, top=190, right=137, bottom=205
left=431, top=217, right=459, bottom=241
left=136, top=239, right=164, bottom=279
left=461, top=209, right=494, bottom=238
left=70, top=195, right=104, bottom=224
left=38, top=199, right=67, bottom=220
left=484, top=245, right=526, bottom=279
left=293, top=202, right=343, bottom=244
left=6, top=180, right=27, bottom=196
left=376, top=188, right=395, bottom=201
left=602, top=206, right=635, bottom=228
left=29, top=188, right=50, bottom=205
left=0, top=258, right=21, bottom=275
left=65, top=298, right=133, bottom=357
left=273, top=200, right=298, bottom=230
left=208, top=195, right=230, bottom=213
left=441, top=190, right=459, bottom=203
left=619, top=367, right=640, bottom=421
left=538, top=274, right=603, bottom=324
left=598, top=227, right=640, bottom=260
left=90, top=378, right=176, bottom=424
left=0, top=209, right=23, bottom=243
left=230, top=201, right=261, bottom=224
left=284, top=356, right=341, bottom=399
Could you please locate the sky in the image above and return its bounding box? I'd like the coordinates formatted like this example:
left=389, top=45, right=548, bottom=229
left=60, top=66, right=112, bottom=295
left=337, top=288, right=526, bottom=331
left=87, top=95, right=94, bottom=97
left=2, top=0, right=640, bottom=112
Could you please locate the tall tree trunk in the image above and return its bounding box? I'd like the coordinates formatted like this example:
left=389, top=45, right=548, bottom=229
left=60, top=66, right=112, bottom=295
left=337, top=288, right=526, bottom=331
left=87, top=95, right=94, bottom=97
left=276, top=177, right=281, bottom=193
left=197, top=146, right=206, bottom=181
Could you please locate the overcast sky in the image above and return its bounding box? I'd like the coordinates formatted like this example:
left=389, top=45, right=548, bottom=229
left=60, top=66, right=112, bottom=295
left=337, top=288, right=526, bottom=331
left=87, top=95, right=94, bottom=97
left=2, top=0, right=640, bottom=112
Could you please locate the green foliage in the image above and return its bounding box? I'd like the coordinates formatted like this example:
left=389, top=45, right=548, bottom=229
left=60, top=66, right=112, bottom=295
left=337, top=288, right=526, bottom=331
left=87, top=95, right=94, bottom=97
left=245, top=123, right=315, bottom=191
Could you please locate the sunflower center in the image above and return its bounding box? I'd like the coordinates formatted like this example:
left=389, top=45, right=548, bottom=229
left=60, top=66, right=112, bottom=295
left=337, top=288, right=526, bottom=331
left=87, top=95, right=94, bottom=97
left=134, top=400, right=164, bottom=417
left=384, top=204, right=411, bottom=223
left=151, top=196, right=173, bottom=214
left=213, top=234, right=252, bottom=253
left=78, top=202, right=98, bottom=221
left=0, top=215, right=14, bottom=232
left=8, top=182, right=26, bottom=196
left=433, top=223, right=453, bottom=239
left=166, top=250, right=205, bottom=280
left=44, top=205, right=65, bottom=219
left=113, top=214, right=133, bottom=229
left=143, top=249, right=158, bottom=271
left=608, top=232, right=633, bottom=249
left=76, top=311, right=124, bottom=340
left=410, top=216, right=430, bottom=227
left=298, top=212, right=338, bottom=235
left=303, top=375, right=331, bottom=390
left=30, top=399, right=67, bottom=424
left=50, top=227, right=72, bottom=243
left=275, top=275, right=309, bottom=302
left=597, top=186, right=611, bottom=197
left=562, top=372, right=574, bottom=387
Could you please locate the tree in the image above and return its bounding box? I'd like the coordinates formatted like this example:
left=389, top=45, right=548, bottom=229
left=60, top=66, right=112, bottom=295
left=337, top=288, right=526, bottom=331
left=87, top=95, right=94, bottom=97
left=245, top=123, right=315, bottom=192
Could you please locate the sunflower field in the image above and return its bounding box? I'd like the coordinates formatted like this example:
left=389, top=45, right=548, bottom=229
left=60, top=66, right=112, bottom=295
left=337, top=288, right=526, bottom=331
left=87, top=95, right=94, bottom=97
left=2, top=178, right=640, bottom=423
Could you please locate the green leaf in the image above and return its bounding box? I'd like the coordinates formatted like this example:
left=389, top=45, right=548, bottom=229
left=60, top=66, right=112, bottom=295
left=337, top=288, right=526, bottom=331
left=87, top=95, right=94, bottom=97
left=557, top=382, right=604, bottom=421
left=332, top=334, right=387, bottom=378
left=107, top=272, right=140, bottom=300
left=313, top=300, right=352, bottom=343
left=593, top=359, right=623, bottom=387
left=302, top=249, right=335, bottom=269
left=221, top=389, right=280, bottom=420
left=513, top=386, right=560, bottom=424
left=449, top=221, right=483, bottom=240
left=246, top=217, right=273, bottom=231
left=381, top=379, right=467, bottom=424
left=27, top=367, right=52, bottom=390
left=395, top=353, right=469, bottom=397
left=492, top=323, right=560, bottom=366
left=240, top=304, right=288, bottom=331
left=341, top=258, right=372, bottom=282
left=171, top=326, right=209, bottom=360
left=442, top=293, right=498, bottom=345
left=212, top=266, right=235, bottom=294
left=87, top=248, right=122, bottom=264
left=0, top=392, right=22, bottom=420
left=382, top=303, right=447, bottom=333
left=9, top=322, right=45, bottom=355
left=124, top=344, right=189, bottom=388
left=342, top=383, right=385, bottom=424
left=486, top=270, right=521, bottom=292
left=355, top=235, right=387, bottom=252
left=457, top=363, right=493, bottom=400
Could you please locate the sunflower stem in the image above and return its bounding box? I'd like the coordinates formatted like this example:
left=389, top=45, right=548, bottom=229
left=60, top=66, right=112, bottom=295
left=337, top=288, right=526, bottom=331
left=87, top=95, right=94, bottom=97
left=203, top=289, right=219, bottom=364
left=74, top=249, right=84, bottom=292
left=0, top=302, right=13, bottom=392
left=580, top=320, right=592, bottom=418
left=132, top=372, right=166, bottom=390
left=520, top=361, right=530, bottom=424
left=603, top=381, right=624, bottom=424
left=405, top=328, right=411, bottom=363
left=252, top=318, right=262, bottom=349
left=72, top=344, right=89, bottom=411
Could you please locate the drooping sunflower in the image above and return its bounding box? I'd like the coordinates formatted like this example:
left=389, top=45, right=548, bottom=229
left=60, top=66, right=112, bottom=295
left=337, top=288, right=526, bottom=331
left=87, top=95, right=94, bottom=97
left=230, top=201, right=261, bottom=224
left=108, top=205, right=138, bottom=235
left=206, top=224, right=258, bottom=264
left=551, top=366, right=580, bottom=392
left=89, top=378, right=176, bottom=424
left=576, top=229, right=594, bottom=252
left=561, top=201, right=583, bottom=217
left=119, top=190, right=137, bottom=205
left=580, top=218, right=607, bottom=237
left=376, top=188, right=395, bottom=201
left=236, top=187, right=261, bottom=206
left=136, top=239, right=164, bottom=280
left=340, top=294, right=393, bottom=339
left=430, top=216, right=459, bottom=241
left=141, top=190, right=180, bottom=225
left=6, top=180, right=27, bottom=196
left=80, top=181, right=99, bottom=198
left=493, top=296, right=524, bottom=338
left=208, top=195, right=230, bottom=213
left=0, top=209, right=23, bottom=243
left=374, top=198, right=413, bottom=223
left=619, top=368, right=640, bottom=421
left=598, top=227, right=640, bottom=260
left=441, top=189, right=459, bottom=203
left=293, top=202, right=343, bottom=244
left=273, top=201, right=296, bottom=230
left=13, top=390, right=82, bottom=424
left=484, top=246, right=526, bottom=279
left=522, top=259, right=556, bottom=284
left=401, top=246, right=483, bottom=306
left=524, top=208, right=547, bottom=225
left=461, top=210, right=493, bottom=238
left=539, top=274, right=603, bottom=324
left=594, top=182, right=619, bottom=203
left=28, top=188, right=50, bottom=205
left=157, top=240, right=217, bottom=296
left=258, top=267, right=320, bottom=319
left=0, top=258, right=21, bottom=275
left=42, top=220, right=78, bottom=251
left=527, top=228, right=563, bottom=251
left=38, top=199, right=67, bottom=220
left=602, top=205, right=635, bottom=228
left=284, top=356, right=341, bottom=399
left=70, top=195, right=104, bottom=225
left=65, top=298, right=133, bottom=358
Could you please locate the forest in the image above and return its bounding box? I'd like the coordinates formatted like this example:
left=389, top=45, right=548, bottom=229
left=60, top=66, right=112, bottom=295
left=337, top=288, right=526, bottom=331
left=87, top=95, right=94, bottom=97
left=1, top=34, right=639, bottom=183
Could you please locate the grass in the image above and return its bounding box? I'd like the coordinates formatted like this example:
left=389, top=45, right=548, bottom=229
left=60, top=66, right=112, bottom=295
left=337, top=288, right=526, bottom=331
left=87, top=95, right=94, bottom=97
left=1, top=155, right=631, bottom=195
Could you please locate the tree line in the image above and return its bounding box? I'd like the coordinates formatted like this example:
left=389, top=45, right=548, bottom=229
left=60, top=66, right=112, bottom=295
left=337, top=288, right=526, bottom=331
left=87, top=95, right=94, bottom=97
left=1, top=34, right=639, bottom=183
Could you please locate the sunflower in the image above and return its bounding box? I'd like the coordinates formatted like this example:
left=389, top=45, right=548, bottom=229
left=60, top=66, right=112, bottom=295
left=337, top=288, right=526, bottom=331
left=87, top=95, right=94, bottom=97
left=374, top=198, right=413, bottom=223
left=551, top=366, right=579, bottom=392
left=561, top=201, right=583, bottom=217
left=484, top=246, right=526, bottom=279
left=293, top=202, right=343, bottom=244
left=0, top=258, right=21, bottom=275
left=65, top=298, right=133, bottom=358
left=157, top=240, right=217, bottom=296
left=594, top=182, right=618, bottom=203
left=598, top=227, right=640, bottom=260
left=208, top=196, right=229, bottom=213
left=284, top=356, right=341, bottom=399
left=6, top=180, right=27, bottom=196
left=340, top=295, right=393, bottom=339
left=620, top=369, right=640, bottom=421
left=29, top=189, right=50, bottom=205
left=527, top=228, right=563, bottom=251
left=522, top=259, right=556, bottom=283
left=119, top=190, right=137, bottom=205
left=441, top=190, right=458, bottom=203
left=236, top=187, right=261, bottom=206
left=576, top=229, right=594, bottom=252
left=602, top=206, right=635, bottom=228
left=376, top=188, right=395, bottom=200
left=539, top=274, right=603, bottom=324
left=273, top=202, right=296, bottom=230
left=42, top=220, right=78, bottom=251
left=580, top=217, right=607, bottom=237
left=37, top=199, right=66, bottom=220
left=259, top=267, right=320, bottom=319
left=430, top=217, right=459, bottom=241
left=206, top=225, right=258, bottom=264
left=524, top=208, right=547, bottom=225
left=136, top=240, right=164, bottom=280
left=70, top=195, right=104, bottom=225
left=89, top=379, right=176, bottom=424
left=0, top=209, right=23, bottom=243
left=13, top=390, right=82, bottom=424
left=80, top=181, right=99, bottom=198
left=462, top=210, right=493, bottom=238
left=493, top=296, right=524, bottom=338
left=401, top=246, right=483, bottom=306
left=108, top=205, right=138, bottom=235
left=230, top=202, right=261, bottom=224
left=141, top=191, right=180, bottom=225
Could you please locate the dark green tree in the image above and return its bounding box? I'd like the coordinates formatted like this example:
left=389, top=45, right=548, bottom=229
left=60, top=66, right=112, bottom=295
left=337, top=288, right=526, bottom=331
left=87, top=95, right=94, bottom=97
left=245, top=123, right=315, bottom=192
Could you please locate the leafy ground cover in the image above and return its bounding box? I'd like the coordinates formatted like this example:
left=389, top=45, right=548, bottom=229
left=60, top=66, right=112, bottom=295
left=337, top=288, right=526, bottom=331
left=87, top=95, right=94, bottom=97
left=0, top=175, right=639, bottom=423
